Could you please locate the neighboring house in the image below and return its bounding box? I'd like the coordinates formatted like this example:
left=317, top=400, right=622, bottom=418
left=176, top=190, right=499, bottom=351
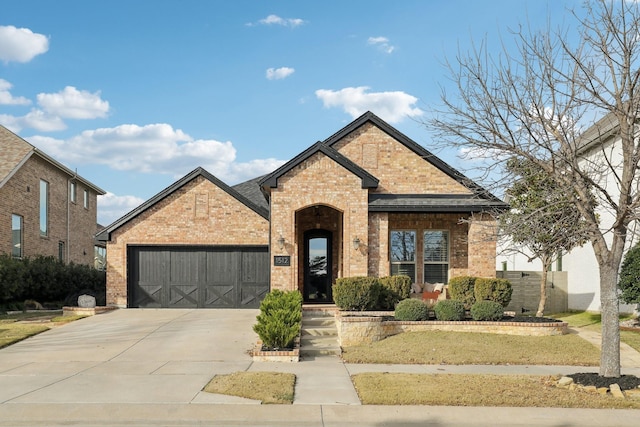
left=97, top=112, right=507, bottom=309
left=497, top=112, right=638, bottom=314
left=0, top=125, right=106, bottom=265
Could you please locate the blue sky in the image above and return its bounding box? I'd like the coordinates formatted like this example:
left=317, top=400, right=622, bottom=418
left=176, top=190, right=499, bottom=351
left=1, top=0, right=577, bottom=225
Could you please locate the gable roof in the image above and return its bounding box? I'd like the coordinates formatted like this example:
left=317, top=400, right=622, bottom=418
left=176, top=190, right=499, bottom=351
left=0, top=125, right=105, bottom=194
left=322, top=111, right=504, bottom=204
left=259, top=141, right=379, bottom=189
left=96, top=167, right=269, bottom=241
left=369, top=194, right=508, bottom=213
left=232, top=174, right=270, bottom=212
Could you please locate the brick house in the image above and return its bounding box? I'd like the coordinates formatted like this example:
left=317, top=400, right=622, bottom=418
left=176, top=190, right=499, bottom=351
left=0, top=125, right=106, bottom=265
left=97, top=112, right=507, bottom=308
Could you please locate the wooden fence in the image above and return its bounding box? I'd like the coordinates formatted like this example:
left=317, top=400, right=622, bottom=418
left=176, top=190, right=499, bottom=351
left=497, top=271, right=568, bottom=315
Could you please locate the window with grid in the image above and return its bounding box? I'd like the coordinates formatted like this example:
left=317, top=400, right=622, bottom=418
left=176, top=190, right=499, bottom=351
left=390, top=230, right=416, bottom=282
left=423, top=230, right=449, bottom=283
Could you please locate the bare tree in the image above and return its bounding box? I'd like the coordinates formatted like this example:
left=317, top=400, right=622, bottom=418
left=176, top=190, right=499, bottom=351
left=500, top=158, right=591, bottom=317
left=428, top=0, right=640, bottom=377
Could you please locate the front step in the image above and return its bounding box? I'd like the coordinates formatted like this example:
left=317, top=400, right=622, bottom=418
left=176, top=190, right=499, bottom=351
left=300, top=310, right=340, bottom=357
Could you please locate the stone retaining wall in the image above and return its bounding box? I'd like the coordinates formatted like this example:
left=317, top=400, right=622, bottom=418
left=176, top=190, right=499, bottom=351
left=336, top=311, right=568, bottom=346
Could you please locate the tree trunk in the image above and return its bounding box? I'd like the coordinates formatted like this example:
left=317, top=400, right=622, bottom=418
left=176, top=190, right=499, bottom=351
left=537, top=257, right=550, bottom=317
left=599, top=262, right=621, bottom=378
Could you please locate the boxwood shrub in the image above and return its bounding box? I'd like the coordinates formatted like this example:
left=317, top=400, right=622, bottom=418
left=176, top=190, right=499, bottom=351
left=394, top=298, right=428, bottom=321
left=434, top=299, right=466, bottom=321
left=378, top=275, right=411, bottom=310
left=447, top=276, right=477, bottom=309
left=470, top=300, right=505, bottom=321
left=332, top=277, right=381, bottom=311
left=474, top=278, right=513, bottom=307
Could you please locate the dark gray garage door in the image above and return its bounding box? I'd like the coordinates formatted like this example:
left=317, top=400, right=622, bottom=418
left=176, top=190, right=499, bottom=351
left=128, top=246, right=269, bottom=308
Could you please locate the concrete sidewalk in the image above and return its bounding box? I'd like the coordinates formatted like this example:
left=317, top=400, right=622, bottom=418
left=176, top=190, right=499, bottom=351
left=0, top=309, right=639, bottom=426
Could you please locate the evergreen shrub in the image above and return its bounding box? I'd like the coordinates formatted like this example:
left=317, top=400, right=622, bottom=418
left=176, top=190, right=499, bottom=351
left=470, top=300, right=505, bottom=321
left=378, top=275, right=412, bottom=310
left=394, top=298, right=428, bottom=321
left=434, top=299, right=466, bottom=321
left=332, top=277, right=381, bottom=311
left=619, top=242, right=640, bottom=305
left=253, top=290, right=302, bottom=350
left=447, top=276, right=477, bottom=308
left=474, top=278, right=513, bottom=307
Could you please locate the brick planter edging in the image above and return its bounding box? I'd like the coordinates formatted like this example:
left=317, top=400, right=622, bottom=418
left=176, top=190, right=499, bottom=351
left=252, top=335, right=301, bottom=362
left=62, top=306, right=118, bottom=316
left=336, top=311, right=569, bottom=346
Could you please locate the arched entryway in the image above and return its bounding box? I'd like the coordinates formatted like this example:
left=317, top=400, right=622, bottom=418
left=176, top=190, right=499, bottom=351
left=295, top=205, right=343, bottom=304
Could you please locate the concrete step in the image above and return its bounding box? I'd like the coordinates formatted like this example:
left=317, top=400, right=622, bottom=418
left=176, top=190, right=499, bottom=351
left=301, top=312, right=340, bottom=357
left=301, top=327, right=337, bottom=336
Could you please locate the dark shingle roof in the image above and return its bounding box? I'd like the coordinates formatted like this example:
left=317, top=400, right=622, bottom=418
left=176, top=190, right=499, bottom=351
left=231, top=174, right=269, bottom=213
left=369, top=194, right=508, bottom=213
left=259, top=141, right=379, bottom=189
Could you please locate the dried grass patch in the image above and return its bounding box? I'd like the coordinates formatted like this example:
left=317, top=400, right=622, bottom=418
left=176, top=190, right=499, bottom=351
left=342, top=331, right=600, bottom=365
left=0, top=323, right=50, bottom=349
left=203, top=371, right=295, bottom=404
left=352, top=373, right=640, bottom=408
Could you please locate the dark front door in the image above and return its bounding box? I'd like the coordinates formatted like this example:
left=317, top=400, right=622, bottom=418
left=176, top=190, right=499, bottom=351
left=303, top=229, right=333, bottom=303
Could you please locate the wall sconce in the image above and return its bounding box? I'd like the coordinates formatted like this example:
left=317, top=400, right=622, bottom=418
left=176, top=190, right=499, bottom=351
left=352, top=236, right=361, bottom=250
left=277, top=235, right=285, bottom=250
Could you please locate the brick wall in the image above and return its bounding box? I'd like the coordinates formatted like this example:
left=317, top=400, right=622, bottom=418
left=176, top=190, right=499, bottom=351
left=0, top=155, right=98, bottom=265
left=269, top=152, right=369, bottom=292
left=105, top=176, right=269, bottom=306
left=467, top=213, right=498, bottom=278
left=332, top=123, right=472, bottom=195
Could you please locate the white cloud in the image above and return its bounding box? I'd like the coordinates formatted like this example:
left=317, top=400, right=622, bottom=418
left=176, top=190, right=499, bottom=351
left=27, top=123, right=286, bottom=184
left=0, top=86, right=110, bottom=132
left=266, top=67, right=295, bottom=80
left=315, top=86, right=423, bottom=123
left=250, top=14, right=306, bottom=28
left=367, top=36, right=395, bottom=54
left=37, top=86, right=109, bottom=119
left=0, top=79, right=31, bottom=105
left=0, top=25, right=49, bottom=63
left=97, top=192, right=146, bottom=225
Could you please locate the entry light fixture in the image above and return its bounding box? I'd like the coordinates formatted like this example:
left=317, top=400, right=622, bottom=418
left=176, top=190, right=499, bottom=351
left=353, top=236, right=361, bottom=250
left=277, top=235, right=285, bottom=250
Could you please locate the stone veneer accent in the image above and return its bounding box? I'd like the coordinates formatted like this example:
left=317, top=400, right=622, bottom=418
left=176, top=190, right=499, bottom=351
left=336, top=312, right=568, bottom=346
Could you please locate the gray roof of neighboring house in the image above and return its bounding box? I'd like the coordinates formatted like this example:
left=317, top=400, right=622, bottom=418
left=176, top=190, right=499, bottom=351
left=0, top=125, right=106, bottom=194
left=368, top=194, right=508, bottom=213
left=576, top=111, right=622, bottom=155
left=96, top=167, right=269, bottom=241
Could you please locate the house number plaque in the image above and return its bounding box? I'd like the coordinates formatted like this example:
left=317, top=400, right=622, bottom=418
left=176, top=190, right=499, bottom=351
left=273, top=256, right=291, bottom=266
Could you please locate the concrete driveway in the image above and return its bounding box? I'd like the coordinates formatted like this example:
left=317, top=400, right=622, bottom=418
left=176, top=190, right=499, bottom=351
left=0, top=309, right=259, bottom=405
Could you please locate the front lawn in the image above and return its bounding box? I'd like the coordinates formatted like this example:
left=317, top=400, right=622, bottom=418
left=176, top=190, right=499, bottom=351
left=0, top=311, right=84, bottom=349
left=203, top=371, right=295, bottom=404
left=341, top=330, right=600, bottom=365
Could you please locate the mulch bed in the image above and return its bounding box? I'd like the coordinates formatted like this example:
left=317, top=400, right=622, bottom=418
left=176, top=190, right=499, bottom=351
left=567, top=372, right=640, bottom=391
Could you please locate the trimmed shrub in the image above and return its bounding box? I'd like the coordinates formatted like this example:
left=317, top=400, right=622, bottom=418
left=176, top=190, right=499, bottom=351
left=447, top=276, right=477, bottom=309
left=474, top=278, right=513, bottom=307
left=332, top=277, right=382, bottom=311
left=619, top=241, right=640, bottom=304
left=470, top=300, right=505, bottom=321
left=394, top=298, right=428, bottom=321
left=253, top=290, right=302, bottom=350
left=0, top=254, right=106, bottom=308
left=434, top=299, right=466, bottom=321
left=378, top=275, right=412, bottom=310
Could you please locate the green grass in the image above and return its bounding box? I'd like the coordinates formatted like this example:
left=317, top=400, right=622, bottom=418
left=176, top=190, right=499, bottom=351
left=0, top=323, right=50, bottom=349
left=0, top=310, right=62, bottom=322
left=552, top=310, right=640, bottom=351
